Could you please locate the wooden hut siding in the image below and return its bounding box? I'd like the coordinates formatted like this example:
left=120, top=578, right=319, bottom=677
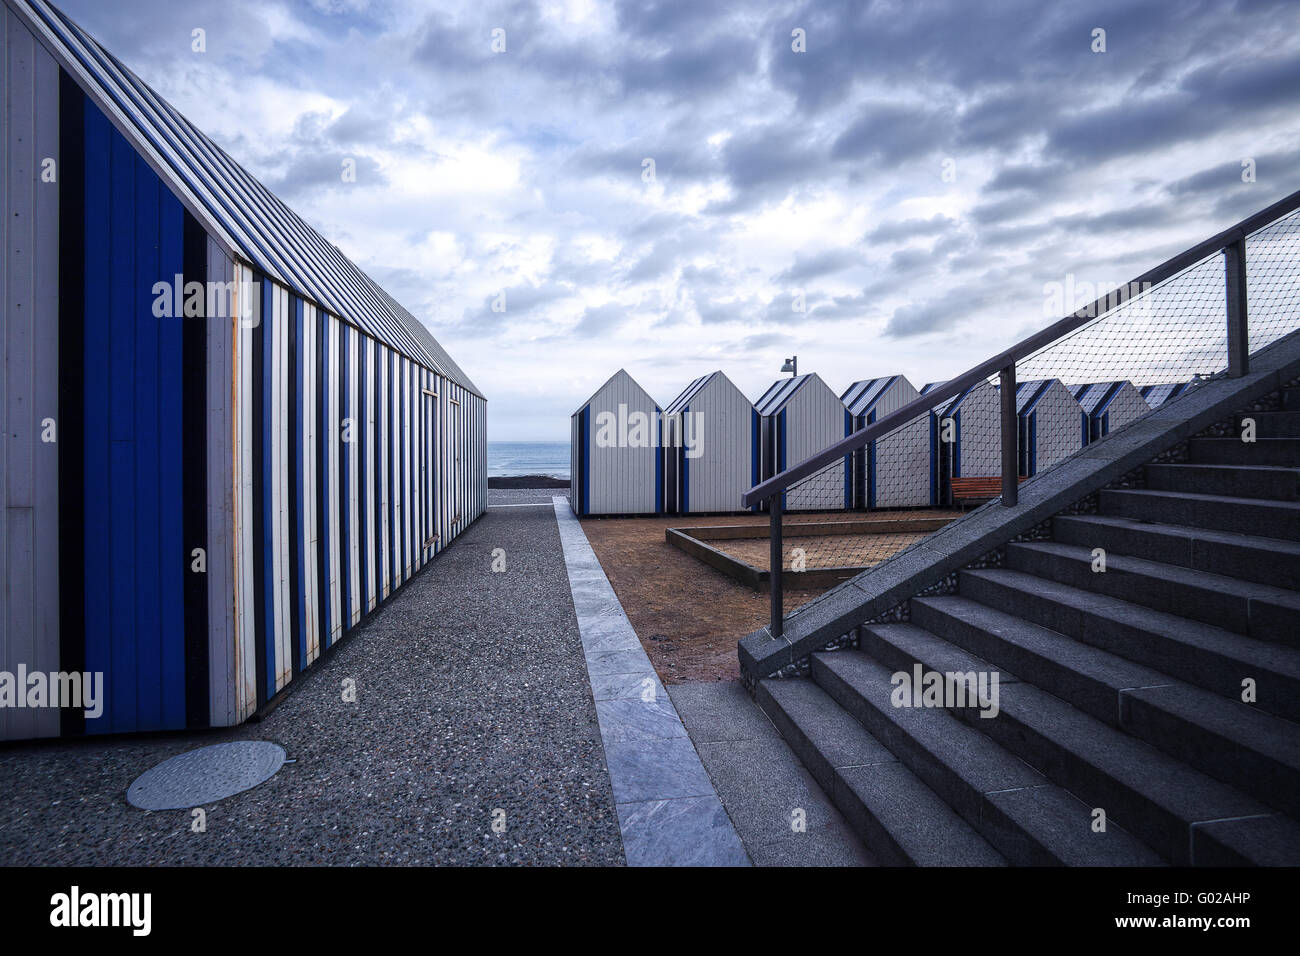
left=925, top=378, right=1003, bottom=503
left=843, top=376, right=931, bottom=509
left=571, top=370, right=662, bottom=515
left=756, top=374, right=848, bottom=512
left=1, top=0, right=487, bottom=739
left=1, top=7, right=61, bottom=740
left=1072, top=380, right=1150, bottom=445
left=663, top=372, right=758, bottom=513
left=1015, top=379, right=1082, bottom=477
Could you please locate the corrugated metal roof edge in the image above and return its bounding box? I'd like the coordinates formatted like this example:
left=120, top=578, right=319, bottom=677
left=9, top=0, right=485, bottom=400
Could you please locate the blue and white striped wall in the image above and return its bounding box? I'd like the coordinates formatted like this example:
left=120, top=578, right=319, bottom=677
left=0, top=6, right=486, bottom=740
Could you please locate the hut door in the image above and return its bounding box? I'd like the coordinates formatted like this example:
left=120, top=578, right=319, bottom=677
left=450, top=398, right=463, bottom=524
left=423, top=388, right=437, bottom=553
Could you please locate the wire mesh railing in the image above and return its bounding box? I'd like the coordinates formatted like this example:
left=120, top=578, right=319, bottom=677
left=745, top=191, right=1300, bottom=637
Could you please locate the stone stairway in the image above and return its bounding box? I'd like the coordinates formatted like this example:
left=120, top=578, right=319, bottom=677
left=754, top=386, right=1300, bottom=866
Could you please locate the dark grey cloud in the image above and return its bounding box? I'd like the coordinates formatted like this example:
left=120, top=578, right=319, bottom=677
left=774, top=248, right=864, bottom=283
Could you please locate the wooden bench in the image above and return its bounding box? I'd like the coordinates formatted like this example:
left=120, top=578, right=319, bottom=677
left=949, top=475, right=1027, bottom=505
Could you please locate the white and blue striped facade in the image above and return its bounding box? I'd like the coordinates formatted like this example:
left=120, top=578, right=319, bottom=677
left=755, top=373, right=850, bottom=512
left=570, top=369, right=662, bottom=516
left=1071, top=380, right=1150, bottom=445
left=842, top=375, right=931, bottom=509
left=1014, top=379, right=1082, bottom=477
left=927, top=378, right=1002, bottom=503
left=1, top=0, right=486, bottom=739
left=662, top=371, right=759, bottom=513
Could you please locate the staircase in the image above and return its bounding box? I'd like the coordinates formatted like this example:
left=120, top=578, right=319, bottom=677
left=754, top=386, right=1300, bottom=866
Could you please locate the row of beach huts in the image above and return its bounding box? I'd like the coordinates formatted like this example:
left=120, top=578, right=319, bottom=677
left=570, top=369, right=1193, bottom=516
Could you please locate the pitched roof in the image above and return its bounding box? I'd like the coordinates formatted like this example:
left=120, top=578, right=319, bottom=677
left=841, top=375, right=906, bottom=417
left=754, top=373, right=815, bottom=416
left=664, top=372, right=717, bottom=416
left=12, top=0, right=483, bottom=397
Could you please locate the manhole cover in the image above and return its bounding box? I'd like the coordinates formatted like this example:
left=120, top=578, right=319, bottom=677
left=127, top=742, right=287, bottom=810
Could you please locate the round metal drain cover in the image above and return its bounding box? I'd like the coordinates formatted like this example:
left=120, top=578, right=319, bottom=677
left=127, top=742, right=286, bottom=810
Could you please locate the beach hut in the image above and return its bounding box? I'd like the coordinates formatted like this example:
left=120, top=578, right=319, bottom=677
left=1015, top=379, right=1083, bottom=476
left=571, top=370, right=663, bottom=516
left=0, top=0, right=487, bottom=741
left=1141, top=382, right=1191, bottom=409
left=930, top=379, right=1003, bottom=504
left=842, top=376, right=931, bottom=508
left=1071, top=381, right=1150, bottom=445
left=755, top=374, right=849, bottom=511
left=662, top=372, right=759, bottom=514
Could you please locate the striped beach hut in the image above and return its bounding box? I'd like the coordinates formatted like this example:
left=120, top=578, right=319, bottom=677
left=1014, top=379, right=1083, bottom=477
left=755, top=373, right=849, bottom=511
left=842, top=376, right=931, bottom=508
left=930, top=378, right=1002, bottom=504
left=0, top=0, right=487, bottom=740
left=662, top=371, right=759, bottom=514
left=571, top=370, right=662, bottom=516
left=1071, top=381, right=1150, bottom=445
left=1141, top=382, right=1191, bottom=408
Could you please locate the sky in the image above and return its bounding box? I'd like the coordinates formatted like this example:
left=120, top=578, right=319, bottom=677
left=58, top=0, right=1300, bottom=440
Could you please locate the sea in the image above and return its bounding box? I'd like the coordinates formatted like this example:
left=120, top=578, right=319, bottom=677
left=487, top=441, right=570, bottom=479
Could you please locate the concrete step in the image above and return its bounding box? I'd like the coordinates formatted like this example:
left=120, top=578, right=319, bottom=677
left=1191, top=814, right=1300, bottom=865
left=1100, top=487, right=1300, bottom=541
left=1236, top=410, right=1300, bottom=438
left=812, top=645, right=1161, bottom=865
left=958, top=567, right=1300, bottom=723
left=754, top=677, right=1005, bottom=866
left=966, top=678, right=1274, bottom=865
left=1188, top=436, right=1300, bottom=466
left=1053, top=513, right=1300, bottom=590
left=1283, top=388, right=1300, bottom=412
left=910, top=595, right=1300, bottom=817
left=1144, top=462, right=1300, bottom=500
left=1006, top=540, right=1300, bottom=644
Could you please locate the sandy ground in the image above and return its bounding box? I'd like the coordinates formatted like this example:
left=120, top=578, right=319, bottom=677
left=580, top=510, right=960, bottom=683
left=722, top=532, right=930, bottom=571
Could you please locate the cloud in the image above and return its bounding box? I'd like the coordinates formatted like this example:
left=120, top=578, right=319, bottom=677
left=53, top=0, right=1300, bottom=438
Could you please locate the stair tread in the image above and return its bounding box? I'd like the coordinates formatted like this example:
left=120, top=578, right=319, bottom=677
left=1124, top=683, right=1300, bottom=768
left=759, top=678, right=1004, bottom=866
left=1146, top=462, right=1300, bottom=474
left=815, top=645, right=1044, bottom=797
left=1103, top=486, right=1300, bottom=512
left=1056, top=513, right=1300, bottom=555
left=1193, top=814, right=1300, bottom=866
left=814, top=646, right=1159, bottom=865
left=914, top=594, right=1173, bottom=699
left=914, top=594, right=1300, bottom=817
left=961, top=567, right=1300, bottom=680
left=1010, top=539, right=1300, bottom=607
left=851, top=624, right=1269, bottom=863
left=992, top=681, right=1269, bottom=829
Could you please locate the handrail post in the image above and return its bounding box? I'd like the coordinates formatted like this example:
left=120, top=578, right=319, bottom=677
left=999, top=364, right=1018, bottom=507
left=769, top=494, right=783, bottom=638
left=1226, top=238, right=1249, bottom=378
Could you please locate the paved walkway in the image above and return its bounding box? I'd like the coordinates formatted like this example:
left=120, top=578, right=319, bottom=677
left=0, top=496, right=859, bottom=867
left=0, top=505, right=623, bottom=865
left=670, top=682, right=874, bottom=866
left=552, top=499, right=748, bottom=866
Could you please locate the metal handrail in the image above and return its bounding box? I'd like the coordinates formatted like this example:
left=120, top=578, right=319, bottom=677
left=742, top=186, right=1300, bottom=510
left=748, top=186, right=1300, bottom=638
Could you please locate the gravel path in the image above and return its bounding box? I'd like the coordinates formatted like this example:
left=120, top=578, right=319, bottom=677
left=0, top=507, right=624, bottom=866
